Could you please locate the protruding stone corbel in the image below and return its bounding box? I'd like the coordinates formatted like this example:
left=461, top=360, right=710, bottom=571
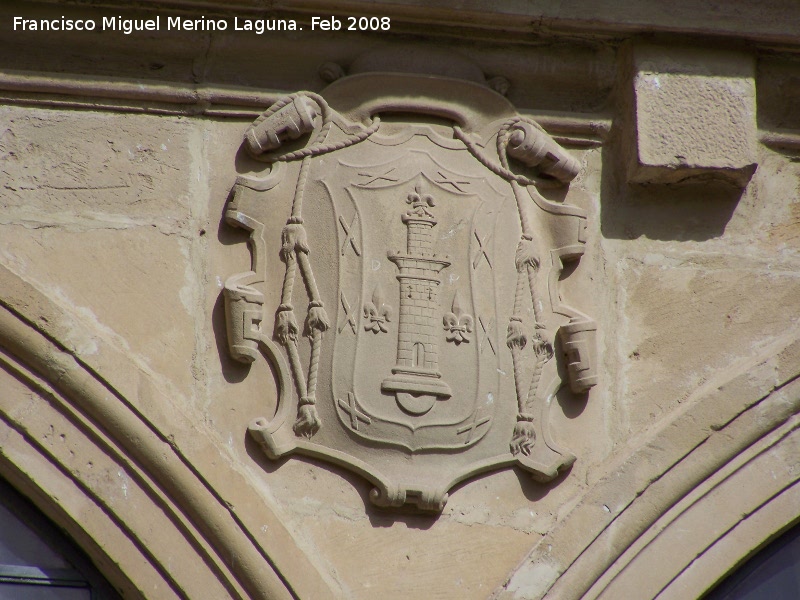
left=624, top=43, right=757, bottom=187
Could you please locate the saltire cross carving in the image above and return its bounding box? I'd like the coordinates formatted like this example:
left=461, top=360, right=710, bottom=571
left=338, top=392, right=371, bottom=430
left=339, top=290, right=357, bottom=334
left=456, top=411, right=491, bottom=444
left=339, top=214, right=362, bottom=256
left=472, top=229, right=493, bottom=269
left=478, top=315, right=497, bottom=356
left=435, top=171, right=469, bottom=193
left=357, top=168, right=398, bottom=186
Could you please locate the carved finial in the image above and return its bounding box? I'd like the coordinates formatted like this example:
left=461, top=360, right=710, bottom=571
left=404, top=184, right=437, bottom=221
left=406, top=184, right=435, bottom=208
left=487, top=76, right=510, bottom=96
left=319, top=62, right=346, bottom=83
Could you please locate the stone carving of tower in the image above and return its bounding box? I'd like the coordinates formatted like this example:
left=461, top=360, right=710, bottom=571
left=382, top=185, right=452, bottom=414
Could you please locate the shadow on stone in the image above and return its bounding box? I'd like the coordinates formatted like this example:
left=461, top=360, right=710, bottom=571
left=557, top=386, right=588, bottom=421
left=244, top=432, right=286, bottom=475
left=599, top=126, right=744, bottom=242
left=212, top=291, right=250, bottom=384
left=366, top=505, right=438, bottom=530
left=215, top=186, right=251, bottom=247
left=514, top=465, right=571, bottom=503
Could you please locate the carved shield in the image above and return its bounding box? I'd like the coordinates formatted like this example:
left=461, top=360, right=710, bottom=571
left=224, top=70, right=598, bottom=511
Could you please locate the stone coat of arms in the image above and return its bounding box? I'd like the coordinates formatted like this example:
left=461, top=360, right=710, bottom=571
left=223, top=50, right=598, bottom=512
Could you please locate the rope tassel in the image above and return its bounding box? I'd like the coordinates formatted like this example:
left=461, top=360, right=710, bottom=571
left=306, top=302, right=330, bottom=333
left=249, top=94, right=382, bottom=442
left=293, top=401, right=321, bottom=438
left=275, top=304, right=298, bottom=345
left=510, top=416, right=536, bottom=456
left=506, top=317, right=527, bottom=350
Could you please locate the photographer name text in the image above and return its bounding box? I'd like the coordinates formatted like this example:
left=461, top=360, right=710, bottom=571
left=12, top=15, right=392, bottom=34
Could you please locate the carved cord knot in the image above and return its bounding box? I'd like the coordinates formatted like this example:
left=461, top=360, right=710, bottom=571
left=293, top=403, right=321, bottom=438
left=510, top=418, right=536, bottom=456
left=275, top=303, right=298, bottom=344
left=506, top=317, right=527, bottom=349
left=515, top=235, right=540, bottom=272
left=281, top=222, right=309, bottom=258
left=305, top=302, right=330, bottom=334
left=531, top=332, right=554, bottom=360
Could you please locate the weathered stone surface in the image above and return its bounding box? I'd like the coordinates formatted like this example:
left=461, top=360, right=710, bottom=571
left=619, top=260, right=800, bottom=432
left=0, top=107, right=215, bottom=402
left=627, top=45, right=757, bottom=186
left=0, top=226, right=198, bottom=396
left=0, top=107, right=192, bottom=218
left=265, top=459, right=569, bottom=599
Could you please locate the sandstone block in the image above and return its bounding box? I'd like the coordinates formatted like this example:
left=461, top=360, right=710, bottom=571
left=627, top=45, right=757, bottom=186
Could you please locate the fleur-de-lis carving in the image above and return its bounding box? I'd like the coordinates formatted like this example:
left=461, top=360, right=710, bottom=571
left=405, top=184, right=436, bottom=219
left=443, top=291, right=474, bottom=344
left=363, top=284, right=392, bottom=334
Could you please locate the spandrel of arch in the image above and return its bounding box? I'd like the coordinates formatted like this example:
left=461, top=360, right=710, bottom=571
left=706, top=522, right=800, bottom=600
left=0, top=477, right=120, bottom=600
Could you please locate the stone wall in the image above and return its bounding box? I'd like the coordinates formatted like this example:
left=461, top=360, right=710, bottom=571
left=1, top=2, right=799, bottom=599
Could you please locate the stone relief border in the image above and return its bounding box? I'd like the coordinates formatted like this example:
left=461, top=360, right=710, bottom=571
left=0, top=264, right=336, bottom=600
left=495, top=331, right=800, bottom=600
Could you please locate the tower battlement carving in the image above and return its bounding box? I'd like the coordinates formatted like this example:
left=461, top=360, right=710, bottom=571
left=382, top=185, right=452, bottom=415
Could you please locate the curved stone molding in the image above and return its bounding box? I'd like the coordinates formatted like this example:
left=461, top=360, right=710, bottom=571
left=496, top=330, right=800, bottom=599
left=586, top=421, right=800, bottom=599
left=654, top=480, right=800, bottom=599
left=0, top=264, right=335, bottom=600
left=0, top=352, right=222, bottom=599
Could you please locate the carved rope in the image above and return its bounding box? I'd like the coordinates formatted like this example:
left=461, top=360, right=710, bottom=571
left=259, top=94, right=380, bottom=437
left=248, top=92, right=380, bottom=163
left=458, top=117, right=558, bottom=455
